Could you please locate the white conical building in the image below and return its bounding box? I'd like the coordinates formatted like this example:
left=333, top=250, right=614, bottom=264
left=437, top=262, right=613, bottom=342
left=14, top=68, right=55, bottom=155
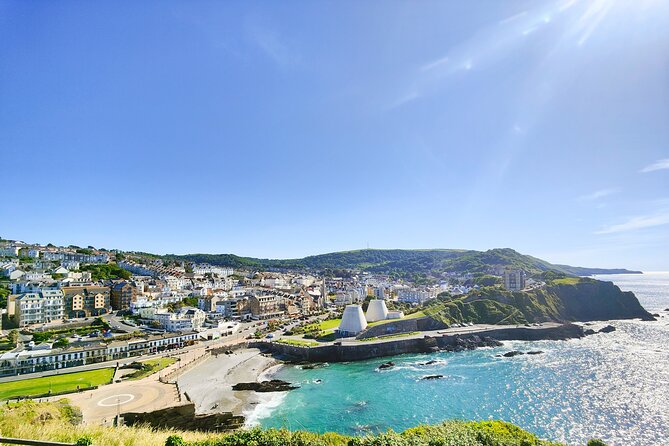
left=365, top=299, right=389, bottom=322
left=337, top=304, right=368, bottom=336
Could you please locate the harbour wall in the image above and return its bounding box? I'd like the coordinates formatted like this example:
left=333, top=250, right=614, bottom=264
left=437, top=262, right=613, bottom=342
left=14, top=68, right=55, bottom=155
left=253, top=323, right=584, bottom=363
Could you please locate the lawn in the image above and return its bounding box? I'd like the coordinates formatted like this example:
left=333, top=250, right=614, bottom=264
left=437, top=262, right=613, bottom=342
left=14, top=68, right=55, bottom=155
left=125, top=357, right=177, bottom=380
left=357, top=332, right=419, bottom=342
left=276, top=338, right=319, bottom=347
left=0, top=368, right=115, bottom=400
left=318, top=319, right=341, bottom=330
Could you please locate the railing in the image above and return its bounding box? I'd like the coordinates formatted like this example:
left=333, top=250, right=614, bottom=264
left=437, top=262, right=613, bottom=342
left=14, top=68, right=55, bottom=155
left=0, top=437, right=79, bottom=446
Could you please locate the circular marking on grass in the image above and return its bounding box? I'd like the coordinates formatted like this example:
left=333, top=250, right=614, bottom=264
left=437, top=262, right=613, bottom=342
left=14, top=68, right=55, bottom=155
left=97, top=393, right=136, bottom=407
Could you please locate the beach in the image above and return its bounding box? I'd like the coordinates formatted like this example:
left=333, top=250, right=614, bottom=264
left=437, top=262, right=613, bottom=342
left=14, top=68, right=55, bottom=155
left=177, top=348, right=280, bottom=422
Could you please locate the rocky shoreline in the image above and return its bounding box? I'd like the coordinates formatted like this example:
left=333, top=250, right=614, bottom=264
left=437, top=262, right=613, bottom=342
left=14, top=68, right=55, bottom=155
left=254, top=323, right=587, bottom=363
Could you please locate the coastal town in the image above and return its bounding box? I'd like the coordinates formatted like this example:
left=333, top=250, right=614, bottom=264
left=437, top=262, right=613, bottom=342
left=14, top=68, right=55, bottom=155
left=0, top=238, right=542, bottom=380
left=0, top=236, right=655, bottom=438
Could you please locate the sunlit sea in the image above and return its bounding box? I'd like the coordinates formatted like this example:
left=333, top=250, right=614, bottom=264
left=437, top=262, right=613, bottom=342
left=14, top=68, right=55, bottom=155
left=254, top=273, right=669, bottom=445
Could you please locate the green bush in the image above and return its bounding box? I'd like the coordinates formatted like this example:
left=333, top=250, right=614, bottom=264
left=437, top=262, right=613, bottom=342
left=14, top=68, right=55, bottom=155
left=166, top=435, right=187, bottom=446
left=587, top=440, right=607, bottom=446
left=75, top=436, right=93, bottom=446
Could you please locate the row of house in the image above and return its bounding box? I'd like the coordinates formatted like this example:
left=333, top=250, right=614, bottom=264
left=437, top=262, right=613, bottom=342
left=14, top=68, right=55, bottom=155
left=0, top=332, right=199, bottom=377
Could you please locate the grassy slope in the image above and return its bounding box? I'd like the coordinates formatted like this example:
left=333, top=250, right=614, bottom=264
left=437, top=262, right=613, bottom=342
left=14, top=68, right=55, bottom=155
left=0, top=368, right=114, bottom=400
left=0, top=400, right=594, bottom=446
left=125, top=358, right=177, bottom=381
left=421, top=277, right=650, bottom=325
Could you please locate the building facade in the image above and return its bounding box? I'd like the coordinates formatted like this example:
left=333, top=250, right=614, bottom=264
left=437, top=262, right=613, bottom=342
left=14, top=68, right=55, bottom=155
left=61, top=286, right=111, bottom=318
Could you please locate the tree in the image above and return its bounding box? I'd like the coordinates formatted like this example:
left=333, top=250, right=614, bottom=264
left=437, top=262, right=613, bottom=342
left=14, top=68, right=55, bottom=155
left=8, top=330, right=18, bottom=346
left=54, top=338, right=69, bottom=348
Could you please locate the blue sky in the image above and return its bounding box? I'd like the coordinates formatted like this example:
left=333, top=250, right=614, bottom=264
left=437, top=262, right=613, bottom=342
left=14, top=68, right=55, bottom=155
left=1, top=0, right=668, bottom=270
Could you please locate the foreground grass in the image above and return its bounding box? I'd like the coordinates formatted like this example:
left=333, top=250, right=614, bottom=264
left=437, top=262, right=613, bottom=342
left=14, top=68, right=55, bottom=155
left=0, top=368, right=114, bottom=400
left=125, top=358, right=177, bottom=381
left=0, top=400, right=607, bottom=446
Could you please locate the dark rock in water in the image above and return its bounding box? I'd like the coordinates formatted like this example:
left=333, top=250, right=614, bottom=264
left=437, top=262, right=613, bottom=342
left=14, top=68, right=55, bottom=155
left=420, top=360, right=439, bottom=366
left=502, top=351, right=525, bottom=357
left=584, top=322, right=594, bottom=326
left=584, top=329, right=597, bottom=336
left=378, top=361, right=395, bottom=370
left=598, top=325, right=616, bottom=334
left=652, top=313, right=660, bottom=318
left=232, top=380, right=298, bottom=392
left=301, top=365, right=316, bottom=370
left=421, top=375, right=444, bottom=380
left=665, top=308, right=669, bottom=312
left=526, top=351, right=544, bottom=355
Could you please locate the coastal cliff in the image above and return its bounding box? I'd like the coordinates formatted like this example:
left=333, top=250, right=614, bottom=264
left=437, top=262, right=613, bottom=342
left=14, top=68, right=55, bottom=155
left=424, top=277, right=653, bottom=325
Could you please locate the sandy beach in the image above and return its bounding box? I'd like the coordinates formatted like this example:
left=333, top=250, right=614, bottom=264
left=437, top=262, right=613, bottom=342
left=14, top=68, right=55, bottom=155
left=177, top=348, right=280, bottom=420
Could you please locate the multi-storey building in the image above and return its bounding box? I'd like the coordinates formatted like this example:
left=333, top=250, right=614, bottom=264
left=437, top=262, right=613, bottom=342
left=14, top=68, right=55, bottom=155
left=154, top=307, right=206, bottom=332
left=110, top=281, right=137, bottom=310
left=215, top=297, right=251, bottom=320
left=503, top=269, right=526, bottom=291
left=61, top=285, right=111, bottom=318
left=249, top=294, right=283, bottom=320
left=13, top=290, right=64, bottom=327
left=42, top=251, right=109, bottom=264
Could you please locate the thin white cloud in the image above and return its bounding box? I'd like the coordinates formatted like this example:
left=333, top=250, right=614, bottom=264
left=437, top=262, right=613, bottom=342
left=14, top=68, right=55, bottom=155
left=640, top=158, right=669, bottom=173
left=595, top=212, right=669, bottom=234
left=246, top=23, right=298, bottom=67
left=577, top=188, right=619, bottom=201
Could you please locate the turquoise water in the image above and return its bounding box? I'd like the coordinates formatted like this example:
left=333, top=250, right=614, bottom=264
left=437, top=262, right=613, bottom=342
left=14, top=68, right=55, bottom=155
left=256, top=273, right=669, bottom=445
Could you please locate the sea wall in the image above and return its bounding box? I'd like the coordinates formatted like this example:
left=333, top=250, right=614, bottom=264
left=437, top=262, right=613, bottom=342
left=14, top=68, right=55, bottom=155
left=254, top=323, right=584, bottom=363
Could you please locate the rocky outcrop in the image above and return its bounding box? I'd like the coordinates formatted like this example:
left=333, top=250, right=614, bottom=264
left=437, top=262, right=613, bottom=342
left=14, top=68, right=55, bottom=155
left=598, top=325, right=616, bottom=334
left=421, top=375, right=444, bottom=380
left=526, top=351, right=544, bottom=355
left=377, top=361, right=395, bottom=370
left=440, top=335, right=503, bottom=352
left=502, top=351, right=524, bottom=357
left=232, top=380, right=298, bottom=392
left=123, top=403, right=243, bottom=431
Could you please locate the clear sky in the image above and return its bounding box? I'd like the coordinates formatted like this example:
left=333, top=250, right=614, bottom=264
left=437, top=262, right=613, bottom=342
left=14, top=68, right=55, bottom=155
left=1, top=0, right=668, bottom=270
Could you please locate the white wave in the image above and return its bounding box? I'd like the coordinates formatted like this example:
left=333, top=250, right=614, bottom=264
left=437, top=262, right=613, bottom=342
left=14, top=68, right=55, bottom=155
left=243, top=391, right=288, bottom=427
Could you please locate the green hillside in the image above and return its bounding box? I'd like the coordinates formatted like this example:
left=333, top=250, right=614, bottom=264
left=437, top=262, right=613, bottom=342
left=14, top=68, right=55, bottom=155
left=421, top=277, right=652, bottom=325
left=162, top=248, right=640, bottom=278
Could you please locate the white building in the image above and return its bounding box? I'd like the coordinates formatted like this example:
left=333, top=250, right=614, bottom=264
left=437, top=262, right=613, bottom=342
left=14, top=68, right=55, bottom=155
left=155, top=307, right=206, bottom=332
left=397, top=289, right=437, bottom=304
left=337, top=305, right=368, bottom=336
left=14, top=290, right=64, bottom=327
left=365, top=299, right=389, bottom=322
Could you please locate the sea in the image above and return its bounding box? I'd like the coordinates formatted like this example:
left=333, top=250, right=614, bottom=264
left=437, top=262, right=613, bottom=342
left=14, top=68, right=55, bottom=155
left=254, top=272, right=669, bottom=446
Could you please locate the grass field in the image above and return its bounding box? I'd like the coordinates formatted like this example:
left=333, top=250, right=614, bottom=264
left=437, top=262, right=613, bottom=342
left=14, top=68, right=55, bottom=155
left=0, top=368, right=114, bottom=400
left=318, top=318, right=341, bottom=330
left=357, top=331, right=420, bottom=342
left=125, top=357, right=177, bottom=381
left=276, top=338, right=319, bottom=347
